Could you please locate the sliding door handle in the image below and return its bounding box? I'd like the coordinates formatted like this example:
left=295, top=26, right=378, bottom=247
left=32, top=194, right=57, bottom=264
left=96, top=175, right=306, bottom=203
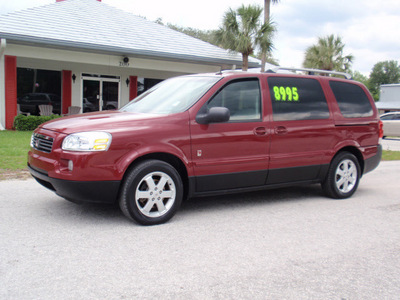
left=275, top=126, right=288, bottom=135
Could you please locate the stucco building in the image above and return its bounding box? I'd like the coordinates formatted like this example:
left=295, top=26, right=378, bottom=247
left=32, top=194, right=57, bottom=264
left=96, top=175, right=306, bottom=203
left=0, top=0, right=261, bottom=129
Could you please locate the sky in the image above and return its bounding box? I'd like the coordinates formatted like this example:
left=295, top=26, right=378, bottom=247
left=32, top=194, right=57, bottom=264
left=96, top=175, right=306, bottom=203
left=1, top=0, right=399, bottom=75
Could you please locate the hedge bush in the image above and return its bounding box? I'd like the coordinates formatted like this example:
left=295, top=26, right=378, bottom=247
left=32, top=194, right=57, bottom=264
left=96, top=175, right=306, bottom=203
left=13, top=114, right=62, bottom=131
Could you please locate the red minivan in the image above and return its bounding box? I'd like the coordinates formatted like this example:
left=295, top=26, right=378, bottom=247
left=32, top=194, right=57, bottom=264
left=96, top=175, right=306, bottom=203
left=28, top=69, right=383, bottom=225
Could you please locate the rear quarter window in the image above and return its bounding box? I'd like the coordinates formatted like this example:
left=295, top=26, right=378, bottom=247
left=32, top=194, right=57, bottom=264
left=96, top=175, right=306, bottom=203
left=267, top=77, right=329, bottom=121
left=329, top=81, right=373, bottom=118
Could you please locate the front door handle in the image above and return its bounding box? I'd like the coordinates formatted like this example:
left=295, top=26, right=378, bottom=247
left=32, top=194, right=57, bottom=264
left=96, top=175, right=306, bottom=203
left=254, top=127, right=267, bottom=136
left=275, top=126, right=288, bottom=135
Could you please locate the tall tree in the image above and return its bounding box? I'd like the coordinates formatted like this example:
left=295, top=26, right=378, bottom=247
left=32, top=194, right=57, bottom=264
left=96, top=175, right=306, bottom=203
left=303, top=34, right=353, bottom=72
left=350, top=70, right=370, bottom=89
left=215, top=4, right=275, bottom=71
left=264, top=0, right=280, bottom=22
left=369, top=60, right=400, bottom=100
left=261, top=0, right=280, bottom=71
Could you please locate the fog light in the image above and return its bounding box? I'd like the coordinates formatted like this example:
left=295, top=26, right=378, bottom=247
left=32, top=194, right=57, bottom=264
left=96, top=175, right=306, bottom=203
left=68, top=160, right=73, bottom=172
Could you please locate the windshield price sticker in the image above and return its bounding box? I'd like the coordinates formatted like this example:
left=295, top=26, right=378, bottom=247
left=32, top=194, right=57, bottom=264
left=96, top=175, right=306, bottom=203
left=273, top=86, right=299, bottom=102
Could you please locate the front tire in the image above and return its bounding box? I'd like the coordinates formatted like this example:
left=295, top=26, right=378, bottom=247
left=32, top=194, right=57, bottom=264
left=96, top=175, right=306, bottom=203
left=119, top=160, right=183, bottom=225
left=322, top=152, right=361, bottom=199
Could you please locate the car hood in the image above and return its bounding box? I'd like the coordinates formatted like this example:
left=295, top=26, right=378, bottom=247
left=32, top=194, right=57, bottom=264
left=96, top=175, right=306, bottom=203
left=40, top=111, right=171, bottom=134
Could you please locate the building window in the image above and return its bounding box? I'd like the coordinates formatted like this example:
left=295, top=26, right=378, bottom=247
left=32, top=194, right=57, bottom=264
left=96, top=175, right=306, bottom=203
left=137, top=78, right=163, bottom=96
left=17, top=68, right=61, bottom=115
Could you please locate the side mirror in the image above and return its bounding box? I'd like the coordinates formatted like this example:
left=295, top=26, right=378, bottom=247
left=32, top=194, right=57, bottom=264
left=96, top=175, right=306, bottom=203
left=196, top=107, right=230, bottom=124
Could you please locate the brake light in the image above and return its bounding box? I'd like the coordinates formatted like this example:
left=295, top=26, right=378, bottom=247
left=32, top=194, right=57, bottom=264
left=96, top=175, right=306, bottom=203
left=379, top=120, right=384, bottom=139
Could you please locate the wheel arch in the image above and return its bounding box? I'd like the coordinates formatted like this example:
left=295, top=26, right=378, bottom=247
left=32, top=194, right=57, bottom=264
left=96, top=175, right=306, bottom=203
left=121, top=152, right=190, bottom=200
left=332, top=146, right=364, bottom=175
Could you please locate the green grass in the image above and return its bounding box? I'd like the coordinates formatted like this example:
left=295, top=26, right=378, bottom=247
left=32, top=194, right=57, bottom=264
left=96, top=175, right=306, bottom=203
left=0, top=130, right=399, bottom=174
left=382, top=150, right=400, bottom=161
left=0, top=130, right=32, bottom=171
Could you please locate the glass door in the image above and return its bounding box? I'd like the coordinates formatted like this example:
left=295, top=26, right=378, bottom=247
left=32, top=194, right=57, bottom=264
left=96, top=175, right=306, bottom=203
left=102, top=81, right=119, bottom=111
left=82, top=75, right=120, bottom=113
left=83, top=79, right=100, bottom=113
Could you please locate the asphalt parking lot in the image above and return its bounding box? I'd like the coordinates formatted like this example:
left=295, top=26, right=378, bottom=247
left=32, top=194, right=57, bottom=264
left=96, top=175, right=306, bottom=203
left=1, top=161, right=400, bottom=299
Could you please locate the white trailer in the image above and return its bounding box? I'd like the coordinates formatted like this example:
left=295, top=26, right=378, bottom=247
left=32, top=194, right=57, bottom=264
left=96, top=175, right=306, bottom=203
left=376, top=84, right=400, bottom=113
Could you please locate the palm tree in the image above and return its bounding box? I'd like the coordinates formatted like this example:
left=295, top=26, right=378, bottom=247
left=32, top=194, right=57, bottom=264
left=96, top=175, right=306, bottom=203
left=303, top=34, right=353, bottom=72
left=215, top=4, right=275, bottom=71
left=261, top=0, right=280, bottom=71
left=264, top=0, right=280, bottom=22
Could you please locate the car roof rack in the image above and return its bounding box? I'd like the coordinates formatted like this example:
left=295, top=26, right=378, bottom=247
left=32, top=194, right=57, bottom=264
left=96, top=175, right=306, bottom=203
left=216, top=69, right=245, bottom=75
left=266, top=67, right=352, bottom=80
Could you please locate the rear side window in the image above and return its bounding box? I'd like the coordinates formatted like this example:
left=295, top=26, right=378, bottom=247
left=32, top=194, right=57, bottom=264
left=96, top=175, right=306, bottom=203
left=267, top=77, right=329, bottom=121
left=329, top=81, right=373, bottom=118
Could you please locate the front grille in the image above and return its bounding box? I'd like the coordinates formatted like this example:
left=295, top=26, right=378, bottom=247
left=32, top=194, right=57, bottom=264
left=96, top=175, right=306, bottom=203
left=31, top=133, right=54, bottom=153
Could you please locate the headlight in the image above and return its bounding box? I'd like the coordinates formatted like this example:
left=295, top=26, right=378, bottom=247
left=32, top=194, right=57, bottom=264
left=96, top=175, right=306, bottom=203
left=62, top=132, right=112, bottom=152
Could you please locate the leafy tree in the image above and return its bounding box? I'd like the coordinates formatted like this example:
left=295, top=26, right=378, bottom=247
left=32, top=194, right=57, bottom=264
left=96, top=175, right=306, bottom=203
left=156, top=18, right=218, bottom=46
left=256, top=51, right=279, bottom=66
left=369, top=60, right=400, bottom=100
left=168, top=24, right=217, bottom=45
left=215, top=4, right=275, bottom=71
left=303, top=34, right=353, bottom=72
left=261, top=0, right=280, bottom=71
left=161, top=17, right=279, bottom=68
left=350, top=70, right=370, bottom=88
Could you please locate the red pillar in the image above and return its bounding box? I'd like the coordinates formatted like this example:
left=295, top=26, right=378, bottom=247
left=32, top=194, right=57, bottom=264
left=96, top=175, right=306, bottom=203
left=4, top=55, right=17, bottom=130
left=129, top=76, right=138, bottom=101
left=62, top=70, right=72, bottom=114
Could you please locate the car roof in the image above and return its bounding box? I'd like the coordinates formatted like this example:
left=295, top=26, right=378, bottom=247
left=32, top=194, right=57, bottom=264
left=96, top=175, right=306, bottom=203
left=380, top=112, right=400, bottom=116
left=187, top=67, right=353, bottom=81
left=178, top=68, right=364, bottom=89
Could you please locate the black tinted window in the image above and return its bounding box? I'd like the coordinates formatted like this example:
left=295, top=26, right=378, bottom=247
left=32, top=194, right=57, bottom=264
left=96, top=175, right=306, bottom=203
left=268, top=77, right=329, bottom=121
left=207, top=79, right=261, bottom=121
left=17, top=68, right=61, bottom=115
left=329, top=81, right=373, bottom=118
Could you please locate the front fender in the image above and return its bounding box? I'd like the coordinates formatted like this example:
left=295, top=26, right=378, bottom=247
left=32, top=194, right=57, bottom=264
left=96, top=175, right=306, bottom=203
left=114, top=143, right=193, bottom=179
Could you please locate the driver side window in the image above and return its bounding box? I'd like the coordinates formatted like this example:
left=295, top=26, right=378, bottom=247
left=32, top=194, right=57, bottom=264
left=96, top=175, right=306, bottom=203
left=207, top=79, right=261, bottom=122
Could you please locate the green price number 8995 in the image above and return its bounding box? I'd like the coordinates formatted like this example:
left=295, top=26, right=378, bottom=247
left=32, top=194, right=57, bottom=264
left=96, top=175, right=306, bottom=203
left=273, top=86, right=299, bottom=102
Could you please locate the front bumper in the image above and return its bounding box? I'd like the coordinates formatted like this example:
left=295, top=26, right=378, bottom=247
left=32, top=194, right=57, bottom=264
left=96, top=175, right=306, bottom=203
left=28, top=165, right=120, bottom=204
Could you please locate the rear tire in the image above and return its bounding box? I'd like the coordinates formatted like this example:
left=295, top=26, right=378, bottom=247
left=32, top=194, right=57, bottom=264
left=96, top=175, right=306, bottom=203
left=119, top=160, right=183, bottom=225
left=322, top=152, right=361, bottom=199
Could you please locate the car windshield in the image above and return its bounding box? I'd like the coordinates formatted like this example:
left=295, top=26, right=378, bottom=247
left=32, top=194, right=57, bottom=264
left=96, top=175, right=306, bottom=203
left=120, top=76, right=220, bottom=114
